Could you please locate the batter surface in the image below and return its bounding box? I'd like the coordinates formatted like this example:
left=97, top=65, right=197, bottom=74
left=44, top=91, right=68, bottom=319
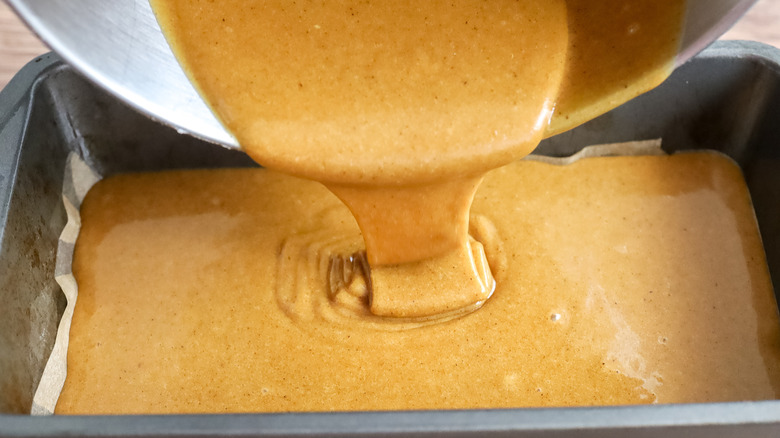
left=56, top=153, right=780, bottom=414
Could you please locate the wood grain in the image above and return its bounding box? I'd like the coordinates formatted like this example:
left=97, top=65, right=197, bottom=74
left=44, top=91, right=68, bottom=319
left=722, top=0, right=780, bottom=44
left=1, top=0, right=779, bottom=90
left=0, top=1, right=48, bottom=90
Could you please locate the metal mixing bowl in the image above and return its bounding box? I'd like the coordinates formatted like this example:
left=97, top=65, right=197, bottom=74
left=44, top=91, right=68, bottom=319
left=6, top=0, right=758, bottom=150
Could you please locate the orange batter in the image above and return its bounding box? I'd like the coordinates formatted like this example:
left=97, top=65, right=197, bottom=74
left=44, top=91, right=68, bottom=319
left=148, top=0, right=686, bottom=315
left=52, top=0, right=780, bottom=414
left=56, top=153, right=780, bottom=413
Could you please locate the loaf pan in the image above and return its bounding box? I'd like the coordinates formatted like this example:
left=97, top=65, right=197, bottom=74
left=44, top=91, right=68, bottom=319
left=0, top=40, right=779, bottom=437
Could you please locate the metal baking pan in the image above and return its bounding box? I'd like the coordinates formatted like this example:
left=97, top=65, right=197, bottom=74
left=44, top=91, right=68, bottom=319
left=0, top=40, right=779, bottom=437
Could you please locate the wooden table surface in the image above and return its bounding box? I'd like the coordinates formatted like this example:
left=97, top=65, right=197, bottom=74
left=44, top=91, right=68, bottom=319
left=2, top=0, right=780, bottom=90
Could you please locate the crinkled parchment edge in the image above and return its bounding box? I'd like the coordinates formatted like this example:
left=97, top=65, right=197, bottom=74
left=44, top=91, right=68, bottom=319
left=31, top=153, right=100, bottom=415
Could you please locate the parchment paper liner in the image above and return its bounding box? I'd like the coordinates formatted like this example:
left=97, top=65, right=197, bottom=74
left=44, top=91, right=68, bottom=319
left=30, top=139, right=663, bottom=415
left=31, top=154, right=100, bottom=415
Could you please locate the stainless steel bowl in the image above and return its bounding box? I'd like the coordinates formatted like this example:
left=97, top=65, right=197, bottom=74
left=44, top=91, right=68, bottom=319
left=6, top=0, right=758, bottom=151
